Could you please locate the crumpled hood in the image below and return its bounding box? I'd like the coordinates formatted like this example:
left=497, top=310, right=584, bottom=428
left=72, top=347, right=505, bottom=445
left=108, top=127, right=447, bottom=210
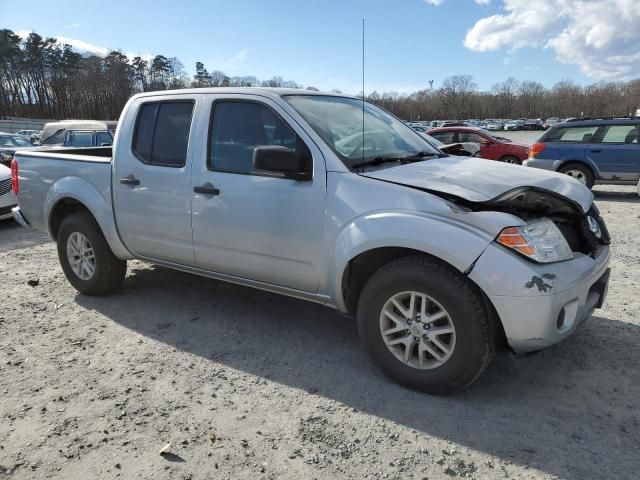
left=361, top=156, right=593, bottom=213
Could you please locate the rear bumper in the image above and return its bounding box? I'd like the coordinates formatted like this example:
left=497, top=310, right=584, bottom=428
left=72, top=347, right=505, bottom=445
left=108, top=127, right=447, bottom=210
left=523, top=158, right=562, bottom=171
left=469, top=243, right=610, bottom=353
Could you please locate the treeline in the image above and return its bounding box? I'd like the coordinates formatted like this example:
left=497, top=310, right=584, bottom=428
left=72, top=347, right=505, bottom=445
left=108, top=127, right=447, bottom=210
left=373, top=75, right=640, bottom=121
left=0, top=29, right=302, bottom=120
left=1, top=28, right=639, bottom=122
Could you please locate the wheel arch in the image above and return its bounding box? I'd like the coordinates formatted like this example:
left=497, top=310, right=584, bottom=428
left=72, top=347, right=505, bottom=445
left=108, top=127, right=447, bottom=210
left=341, top=246, right=509, bottom=351
left=45, top=177, right=133, bottom=259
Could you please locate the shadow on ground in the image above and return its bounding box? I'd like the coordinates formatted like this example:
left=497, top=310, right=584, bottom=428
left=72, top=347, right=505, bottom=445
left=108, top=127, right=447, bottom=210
left=76, top=265, right=640, bottom=479
left=0, top=219, right=51, bottom=252
left=593, top=188, right=639, bottom=204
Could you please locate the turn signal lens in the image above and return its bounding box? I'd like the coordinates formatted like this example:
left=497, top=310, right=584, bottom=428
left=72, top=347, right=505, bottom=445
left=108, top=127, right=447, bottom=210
left=529, top=142, right=546, bottom=158
left=497, top=227, right=536, bottom=256
left=497, top=220, right=573, bottom=263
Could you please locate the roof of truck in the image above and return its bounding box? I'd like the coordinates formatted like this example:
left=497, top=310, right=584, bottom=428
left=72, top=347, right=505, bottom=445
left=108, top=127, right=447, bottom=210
left=132, top=87, right=356, bottom=100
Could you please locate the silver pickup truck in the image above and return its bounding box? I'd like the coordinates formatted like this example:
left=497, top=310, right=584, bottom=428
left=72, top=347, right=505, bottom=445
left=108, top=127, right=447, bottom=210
left=11, top=88, right=611, bottom=394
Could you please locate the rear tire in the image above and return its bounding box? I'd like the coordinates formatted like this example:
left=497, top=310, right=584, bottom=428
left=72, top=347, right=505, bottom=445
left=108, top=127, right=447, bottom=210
left=558, top=162, right=594, bottom=189
left=57, top=212, right=126, bottom=295
left=356, top=256, right=494, bottom=395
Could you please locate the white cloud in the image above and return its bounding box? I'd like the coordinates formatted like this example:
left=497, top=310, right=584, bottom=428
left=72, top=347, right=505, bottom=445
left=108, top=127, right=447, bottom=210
left=14, top=29, right=152, bottom=62
left=464, top=0, right=640, bottom=79
left=424, top=0, right=490, bottom=4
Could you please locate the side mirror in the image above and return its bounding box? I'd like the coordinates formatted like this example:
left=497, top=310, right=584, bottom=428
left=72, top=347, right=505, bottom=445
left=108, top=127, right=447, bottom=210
left=253, top=145, right=311, bottom=181
left=481, top=139, right=493, bottom=146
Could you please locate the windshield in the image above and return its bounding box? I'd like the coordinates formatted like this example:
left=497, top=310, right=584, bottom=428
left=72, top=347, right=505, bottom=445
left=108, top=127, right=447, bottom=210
left=284, top=95, right=440, bottom=169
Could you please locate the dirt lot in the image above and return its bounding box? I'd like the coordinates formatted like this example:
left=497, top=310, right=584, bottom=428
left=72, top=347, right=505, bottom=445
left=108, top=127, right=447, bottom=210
left=1, top=185, right=639, bottom=480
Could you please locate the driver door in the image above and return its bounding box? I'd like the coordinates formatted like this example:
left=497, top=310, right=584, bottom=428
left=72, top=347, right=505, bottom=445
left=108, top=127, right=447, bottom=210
left=191, top=95, right=326, bottom=292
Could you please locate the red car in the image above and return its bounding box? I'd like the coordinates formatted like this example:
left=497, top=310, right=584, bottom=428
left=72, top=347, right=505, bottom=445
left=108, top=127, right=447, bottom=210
left=427, top=127, right=529, bottom=164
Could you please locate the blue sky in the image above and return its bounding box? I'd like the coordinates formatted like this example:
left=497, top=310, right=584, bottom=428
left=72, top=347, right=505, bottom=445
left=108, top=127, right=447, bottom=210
left=2, top=0, right=638, bottom=93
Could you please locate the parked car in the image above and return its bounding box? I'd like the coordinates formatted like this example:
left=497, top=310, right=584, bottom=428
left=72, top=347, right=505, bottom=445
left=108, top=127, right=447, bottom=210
left=485, top=120, right=504, bottom=131
left=543, top=117, right=561, bottom=129
left=523, top=119, right=544, bottom=131
left=503, top=120, right=519, bottom=131
left=15, top=129, right=41, bottom=144
left=0, top=132, right=37, bottom=168
left=525, top=117, right=640, bottom=189
left=12, top=88, right=610, bottom=394
left=39, top=120, right=117, bottom=147
left=0, top=163, right=17, bottom=220
left=421, top=133, right=480, bottom=157
left=427, top=126, right=529, bottom=164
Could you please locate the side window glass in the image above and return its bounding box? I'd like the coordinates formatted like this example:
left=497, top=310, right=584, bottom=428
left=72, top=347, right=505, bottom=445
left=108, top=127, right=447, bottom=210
left=548, top=126, right=598, bottom=142
left=600, top=125, right=638, bottom=144
left=132, top=101, right=194, bottom=167
left=458, top=132, right=484, bottom=143
left=208, top=101, right=298, bottom=173
left=431, top=131, right=455, bottom=143
left=96, top=131, right=112, bottom=146
left=67, top=131, right=93, bottom=147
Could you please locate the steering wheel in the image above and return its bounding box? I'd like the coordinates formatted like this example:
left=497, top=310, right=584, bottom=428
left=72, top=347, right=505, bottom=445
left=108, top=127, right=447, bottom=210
left=347, top=137, right=377, bottom=159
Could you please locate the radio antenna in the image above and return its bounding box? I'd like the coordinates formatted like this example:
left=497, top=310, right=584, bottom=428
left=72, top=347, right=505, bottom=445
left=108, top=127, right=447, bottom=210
left=361, top=17, right=365, bottom=172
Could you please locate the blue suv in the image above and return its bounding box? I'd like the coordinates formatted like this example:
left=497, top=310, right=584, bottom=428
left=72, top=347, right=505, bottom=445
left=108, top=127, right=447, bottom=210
left=524, top=118, right=640, bottom=189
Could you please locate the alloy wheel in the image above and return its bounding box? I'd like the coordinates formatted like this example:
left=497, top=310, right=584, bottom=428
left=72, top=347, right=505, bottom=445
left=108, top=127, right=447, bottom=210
left=379, top=291, right=456, bottom=370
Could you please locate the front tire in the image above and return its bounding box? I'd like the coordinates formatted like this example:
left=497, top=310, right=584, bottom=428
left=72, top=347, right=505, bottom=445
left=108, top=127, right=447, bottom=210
left=356, top=256, right=494, bottom=395
left=57, top=212, right=126, bottom=295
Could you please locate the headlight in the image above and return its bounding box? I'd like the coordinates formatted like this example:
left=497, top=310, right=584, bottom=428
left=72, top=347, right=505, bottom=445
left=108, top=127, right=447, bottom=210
left=497, top=219, right=573, bottom=263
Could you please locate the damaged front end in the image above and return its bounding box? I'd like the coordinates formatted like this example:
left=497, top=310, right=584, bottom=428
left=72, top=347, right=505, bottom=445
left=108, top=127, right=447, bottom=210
left=445, top=186, right=610, bottom=259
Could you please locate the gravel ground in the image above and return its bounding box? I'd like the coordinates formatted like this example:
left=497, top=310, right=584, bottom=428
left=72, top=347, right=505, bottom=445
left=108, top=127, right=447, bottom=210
left=0, top=184, right=639, bottom=480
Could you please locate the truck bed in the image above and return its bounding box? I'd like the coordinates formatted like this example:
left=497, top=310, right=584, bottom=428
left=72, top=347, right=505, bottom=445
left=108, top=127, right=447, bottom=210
left=14, top=147, right=114, bottom=235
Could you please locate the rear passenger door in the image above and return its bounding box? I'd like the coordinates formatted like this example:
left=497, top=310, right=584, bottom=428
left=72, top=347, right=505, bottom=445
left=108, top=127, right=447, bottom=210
left=591, top=124, right=640, bottom=180
left=113, top=97, right=198, bottom=265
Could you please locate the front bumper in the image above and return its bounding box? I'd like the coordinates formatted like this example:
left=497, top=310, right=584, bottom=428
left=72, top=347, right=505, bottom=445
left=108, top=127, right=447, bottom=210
left=469, top=243, right=610, bottom=353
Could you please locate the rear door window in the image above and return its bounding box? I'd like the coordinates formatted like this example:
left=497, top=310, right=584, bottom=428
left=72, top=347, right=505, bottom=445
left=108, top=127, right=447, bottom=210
left=457, top=132, right=485, bottom=143
left=133, top=101, right=194, bottom=167
left=546, top=126, right=599, bottom=142
left=429, top=131, right=455, bottom=143
left=598, top=125, right=639, bottom=144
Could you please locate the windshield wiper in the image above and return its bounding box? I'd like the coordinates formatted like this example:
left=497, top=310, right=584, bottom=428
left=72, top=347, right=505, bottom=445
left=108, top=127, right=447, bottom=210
left=354, top=151, right=441, bottom=169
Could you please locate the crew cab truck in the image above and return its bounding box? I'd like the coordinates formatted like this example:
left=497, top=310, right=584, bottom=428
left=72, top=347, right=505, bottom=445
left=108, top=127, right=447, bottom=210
left=11, top=88, right=611, bottom=394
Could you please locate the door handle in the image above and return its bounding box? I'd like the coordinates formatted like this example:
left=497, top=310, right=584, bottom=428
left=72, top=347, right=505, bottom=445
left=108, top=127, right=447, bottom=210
left=193, top=183, right=220, bottom=196
left=120, top=175, right=140, bottom=186
left=590, top=149, right=602, bottom=153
